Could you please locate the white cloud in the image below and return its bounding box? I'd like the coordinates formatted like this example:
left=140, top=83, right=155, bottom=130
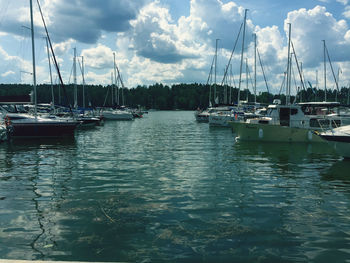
left=81, top=44, right=115, bottom=69
left=284, top=6, right=349, bottom=67
left=337, top=0, right=348, bottom=5
left=1, top=70, right=15, bottom=77
left=343, top=6, right=350, bottom=18
left=53, top=39, right=74, bottom=56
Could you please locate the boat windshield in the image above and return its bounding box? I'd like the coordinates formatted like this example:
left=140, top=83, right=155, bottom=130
left=301, top=106, right=337, bottom=115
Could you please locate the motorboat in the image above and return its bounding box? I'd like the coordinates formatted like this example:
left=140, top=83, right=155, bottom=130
left=229, top=102, right=344, bottom=143
left=316, top=125, right=350, bottom=159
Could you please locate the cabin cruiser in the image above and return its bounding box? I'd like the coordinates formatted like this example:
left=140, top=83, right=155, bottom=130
left=229, top=101, right=345, bottom=142
left=316, top=125, right=350, bottom=159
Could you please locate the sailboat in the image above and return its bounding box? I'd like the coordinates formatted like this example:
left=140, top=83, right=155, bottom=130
left=101, top=53, right=133, bottom=121
left=208, top=9, right=262, bottom=127
left=5, top=0, right=79, bottom=139
left=194, top=41, right=217, bottom=123
left=71, top=48, right=102, bottom=127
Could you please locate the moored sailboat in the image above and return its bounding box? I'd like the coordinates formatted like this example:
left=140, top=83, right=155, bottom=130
left=6, top=0, right=79, bottom=139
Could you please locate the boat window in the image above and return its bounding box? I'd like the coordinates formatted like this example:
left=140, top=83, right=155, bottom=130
left=258, top=120, right=269, bottom=124
left=331, top=120, right=341, bottom=128
left=310, top=118, right=330, bottom=128
left=1, top=105, right=16, bottom=113
left=291, top=109, right=298, bottom=115
left=266, top=108, right=273, bottom=116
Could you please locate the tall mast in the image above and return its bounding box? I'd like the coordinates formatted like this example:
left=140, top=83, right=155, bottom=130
left=113, top=52, right=118, bottom=106
left=29, top=0, right=37, bottom=118
left=73, top=47, right=77, bottom=109
left=81, top=56, right=86, bottom=108
left=246, top=58, right=248, bottom=102
left=286, top=23, right=291, bottom=105
left=238, top=9, right=248, bottom=106
left=111, top=72, right=114, bottom=106
left=323, top=40, right=327, bottom=102
left=58, top=63, right=61, bottom=105
left=214, top=38, right=219, bottom=104
left=229, top=64, right=233, bottom=104
left=254, top=33, right=257, bottom=104
left=45, top=37, right=54, bottom=108
left=300, top=62, right=303, bottom=103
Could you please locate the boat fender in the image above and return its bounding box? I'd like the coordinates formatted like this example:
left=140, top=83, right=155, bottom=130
left=235, top=113, right=238, bottom=120
left=258, top=128, right=263, bottom=139
left=307, top=130, right=313, bottom=141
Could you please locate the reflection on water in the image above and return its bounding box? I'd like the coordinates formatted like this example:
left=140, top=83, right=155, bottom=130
left=1, top=111, right=350, bottom=262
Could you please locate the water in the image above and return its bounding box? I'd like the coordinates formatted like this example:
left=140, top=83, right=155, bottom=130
left=1, top=111, right=350, bottom=262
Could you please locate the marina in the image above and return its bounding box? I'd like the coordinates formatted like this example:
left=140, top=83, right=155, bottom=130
left=0, top=111, right=350, bottom=262
left=1, top=0, right=350, bottom=262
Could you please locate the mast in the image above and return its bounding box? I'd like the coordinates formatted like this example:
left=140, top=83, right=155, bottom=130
left=29, top=0, right=37, bottom=118
left=73, top=47, right=77, bottom=109
left=45, top=37, right=54, bottom=108
left=238, top=9, right=248, bottom=106
left=113, top=52, right=118, bottom=106
left=224, top=67, right=227, bottom=104
left=229, top=64, right=233, bottom=104
left=254, top=33, right=257, bottom=104
left=81, top=56, right=86, bottom=108
left=300, top=62, right=303, bottom=102
left=58, top=63, right=61, bottom=105
left=115, top=63, right=125, bottom=106
left=246, top=58, right=248, bottom=102
left=111, top=72, right=114, bottom=106
left=323, top=40, right=326, bottom=102
left=286, top=23, right=291, bottom=105
left=207, top=56, right=214, bottom=107
left=214, top=38, right=219, bottom=105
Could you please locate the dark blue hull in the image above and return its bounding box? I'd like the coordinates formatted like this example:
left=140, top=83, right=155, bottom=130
left=8, top=122, right=78, bottom=138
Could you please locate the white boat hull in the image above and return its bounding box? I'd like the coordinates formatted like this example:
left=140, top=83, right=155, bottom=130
left=102, top=111, right=133, bottom=120
left=317, top=125, right=350, bottom=158
left=209, top=114, right=235, bottom=127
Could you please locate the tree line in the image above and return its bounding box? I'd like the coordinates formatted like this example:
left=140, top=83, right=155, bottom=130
left=0, top=83, right=349, bottom=110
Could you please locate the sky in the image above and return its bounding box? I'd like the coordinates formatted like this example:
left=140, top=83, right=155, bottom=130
left=0, top=0, right=350, bottom=95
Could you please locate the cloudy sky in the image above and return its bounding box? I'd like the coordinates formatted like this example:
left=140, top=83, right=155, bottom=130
left=0, top=0, right=350, bottom=95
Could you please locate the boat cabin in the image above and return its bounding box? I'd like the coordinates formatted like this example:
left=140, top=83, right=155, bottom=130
left=256, top=103, right=343, bottom=129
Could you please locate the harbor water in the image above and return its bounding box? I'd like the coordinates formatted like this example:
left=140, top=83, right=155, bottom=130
left=0, top=111, right=350, bottom=262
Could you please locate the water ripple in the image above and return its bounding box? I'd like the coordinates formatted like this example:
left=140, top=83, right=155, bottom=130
left=0, top=111, right=349, bottom=262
